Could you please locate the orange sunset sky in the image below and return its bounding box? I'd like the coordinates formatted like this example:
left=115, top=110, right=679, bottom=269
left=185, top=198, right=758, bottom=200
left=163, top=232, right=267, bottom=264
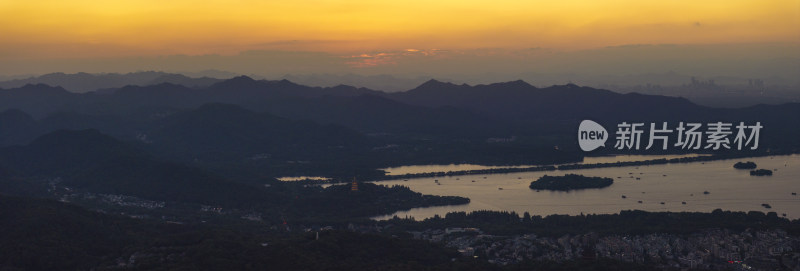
left=0, top=0, right=798, bottom=80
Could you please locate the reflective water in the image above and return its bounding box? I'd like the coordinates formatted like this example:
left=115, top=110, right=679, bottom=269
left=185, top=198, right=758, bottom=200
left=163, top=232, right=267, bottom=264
left=373, top=155, right=800, bottom=220
left=381, top=154, right=708, bottom=175
left=277, top=176, right=330, bottom=182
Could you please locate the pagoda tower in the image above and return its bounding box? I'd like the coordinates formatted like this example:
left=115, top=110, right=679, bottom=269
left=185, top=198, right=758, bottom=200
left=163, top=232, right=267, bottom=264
left=350, top=177, right=358, bottom=191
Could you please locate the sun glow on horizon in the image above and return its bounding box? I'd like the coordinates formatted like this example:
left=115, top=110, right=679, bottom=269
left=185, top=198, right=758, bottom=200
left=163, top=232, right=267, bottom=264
left=1, top=0, right=797, bottom=60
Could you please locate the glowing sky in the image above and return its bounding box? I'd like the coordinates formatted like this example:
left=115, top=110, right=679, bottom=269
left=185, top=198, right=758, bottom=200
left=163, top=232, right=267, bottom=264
left=0, top=0, right=798, bottom=77
left=2, top=0, right=798, bottom=57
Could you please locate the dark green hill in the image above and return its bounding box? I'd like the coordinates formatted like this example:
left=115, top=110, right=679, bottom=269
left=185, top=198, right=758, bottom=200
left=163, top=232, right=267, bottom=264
left=0, top=194, right=484, bottom=271
left=0, top=129, right=268, bottom=206
left=0, top=194, right=146, bottom=270
left=2, top=129, right=144, bottom=177
left=0, top=109, right=41, bottom=146
left=148, top=103, right=367, bottom=162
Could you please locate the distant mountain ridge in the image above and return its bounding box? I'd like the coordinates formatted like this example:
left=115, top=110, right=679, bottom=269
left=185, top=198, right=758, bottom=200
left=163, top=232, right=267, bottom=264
left=0, top=71, right=226, bottom=93
left=0, top=75, right=706, bottom=121
left=389, top=79, right=707, bottom=122
left=280, top=73, right=442, bottom=92
left=0, top=76, right=798, bottom=154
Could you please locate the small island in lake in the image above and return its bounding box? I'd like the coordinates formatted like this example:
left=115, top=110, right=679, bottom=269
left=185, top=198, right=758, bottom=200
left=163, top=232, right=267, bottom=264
left=750, top=169, right=773, bottom=176
left=733, top=161, right=757, bottom=169
left=529, top=174, right=613, bottom=191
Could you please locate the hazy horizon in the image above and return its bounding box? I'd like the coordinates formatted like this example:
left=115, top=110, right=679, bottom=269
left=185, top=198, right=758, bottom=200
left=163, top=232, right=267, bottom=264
left=2, top=43, right=798, bottom=88
left=2, top=1, right=799, bottom=91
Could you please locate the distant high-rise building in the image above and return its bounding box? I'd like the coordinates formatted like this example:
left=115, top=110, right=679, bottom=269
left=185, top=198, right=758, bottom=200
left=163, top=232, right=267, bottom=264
left=748, top=79, right=764, bottom=88
left=689, top=76, right=717, bottom=89
left=351, top=178, right=358, bottom=191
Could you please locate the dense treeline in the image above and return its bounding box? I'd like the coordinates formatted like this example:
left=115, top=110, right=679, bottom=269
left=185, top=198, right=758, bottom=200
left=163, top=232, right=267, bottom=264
left=382, top=166, right=556, bottom=180
left=0, top=194, right=152, bottom=270
left=556, top=152, right=791, bottom=171
left=2, top=194, right=755, bottom=270
left=379, top=152, right=795, bottom=182
left=0, top=194, right=484, bottom=270
left=383, top=209, right=800, bottom=237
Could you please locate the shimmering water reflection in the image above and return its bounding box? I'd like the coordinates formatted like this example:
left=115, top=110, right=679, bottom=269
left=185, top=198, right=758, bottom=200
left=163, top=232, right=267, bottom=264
left=373, top=155, right=800, bottom=220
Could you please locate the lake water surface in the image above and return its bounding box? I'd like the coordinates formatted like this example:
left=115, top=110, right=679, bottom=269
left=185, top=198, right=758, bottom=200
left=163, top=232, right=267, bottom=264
left=373, top=154, right=800, bottom=220
left=380, top=154, right=708, bottom=175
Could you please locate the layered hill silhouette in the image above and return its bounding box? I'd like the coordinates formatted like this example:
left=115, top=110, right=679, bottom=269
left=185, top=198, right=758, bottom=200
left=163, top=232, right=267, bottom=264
left=1, top=75, right=790, bottom=122
left=0, top=71, right=223, bottom=93
left=1, top=74, right=799, bottom=270
left=1, top=76, right=798, bottom=155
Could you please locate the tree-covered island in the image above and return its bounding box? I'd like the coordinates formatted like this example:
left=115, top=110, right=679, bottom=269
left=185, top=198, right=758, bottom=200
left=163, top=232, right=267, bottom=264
left=529, top=174, right=613, bottom=191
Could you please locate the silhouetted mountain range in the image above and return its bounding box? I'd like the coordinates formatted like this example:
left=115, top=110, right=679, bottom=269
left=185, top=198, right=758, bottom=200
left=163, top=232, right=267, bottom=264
left=1, top=76, right=798, bottom=161
left=391, top=79, right=708, bottom=122
left=5, top=71, right=797, bottom=108
left=0, top=71, right=225, bottom=93
left=1, top=74, right=800, bottom=270
left=280, top=73, right=440, bottom=92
